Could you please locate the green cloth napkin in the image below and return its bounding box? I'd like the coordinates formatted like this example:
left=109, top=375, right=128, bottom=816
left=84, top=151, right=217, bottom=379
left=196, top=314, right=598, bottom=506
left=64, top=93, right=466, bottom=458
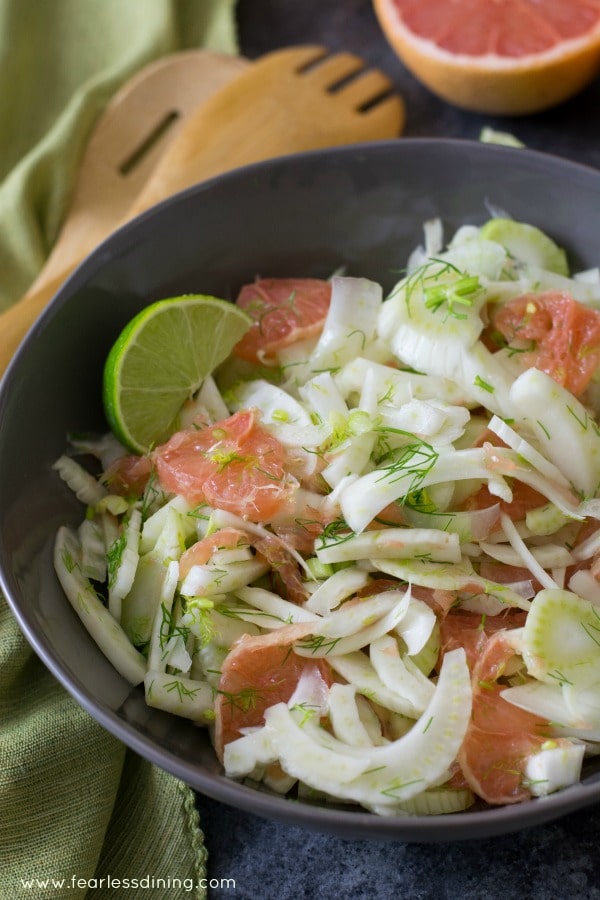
left=0, top=0, right=238, bottom=312
left=0, top=2, right=238, bottom=896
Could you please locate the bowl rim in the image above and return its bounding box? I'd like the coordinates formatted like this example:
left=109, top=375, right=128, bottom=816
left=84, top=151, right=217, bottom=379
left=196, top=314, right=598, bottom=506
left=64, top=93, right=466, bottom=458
left=3, top=137, right=600, bottom=841
left=6, top=132, right=600, bottom=379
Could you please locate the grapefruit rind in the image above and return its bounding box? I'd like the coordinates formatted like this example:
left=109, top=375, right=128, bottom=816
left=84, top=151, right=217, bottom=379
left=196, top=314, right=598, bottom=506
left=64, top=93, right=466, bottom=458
left=373, top=0, right=600, bottom=115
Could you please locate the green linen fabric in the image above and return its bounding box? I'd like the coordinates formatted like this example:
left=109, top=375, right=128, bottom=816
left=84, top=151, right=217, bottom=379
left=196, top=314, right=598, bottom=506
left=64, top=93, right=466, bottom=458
left=0, top=0, right=238, bottom=312
left=0, top=1, right=238, bottom=897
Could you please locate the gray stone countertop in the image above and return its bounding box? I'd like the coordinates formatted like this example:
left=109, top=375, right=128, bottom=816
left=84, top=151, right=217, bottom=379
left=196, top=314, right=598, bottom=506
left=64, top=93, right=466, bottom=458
left=196, top=3, right=600, bottom=897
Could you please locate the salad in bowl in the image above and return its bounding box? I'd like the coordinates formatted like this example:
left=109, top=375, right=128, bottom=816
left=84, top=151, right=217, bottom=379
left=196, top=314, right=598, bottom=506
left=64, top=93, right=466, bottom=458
left=52, top=213, right=600, bottom=817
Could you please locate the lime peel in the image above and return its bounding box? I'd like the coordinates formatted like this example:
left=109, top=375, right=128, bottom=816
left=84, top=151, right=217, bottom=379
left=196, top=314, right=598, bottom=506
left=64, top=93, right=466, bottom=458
left=102, top=294, right=251, bottom=454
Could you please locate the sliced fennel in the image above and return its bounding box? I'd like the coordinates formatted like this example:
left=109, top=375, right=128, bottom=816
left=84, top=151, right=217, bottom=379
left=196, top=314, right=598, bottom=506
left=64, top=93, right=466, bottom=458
left=224, top=648, right=471, bottom=810
left=107, top=508, right=142, bottom=621
left=510, top=368, right=600, bottom=498
left=395, top=596, right=437, bottom=656
left=235, top=586, right=319, bottom=626
left=304, top=566, right=371, bottom=615
left=328, top=683, right=381, bottom=747
left=294, top=590, right=410, bottom=658
left=144, top=671, right=214, bottom=722
left=338, top=448, right=487, bottom=534
left=121, top=504, right=190, bottom=645
left=523, top=741, right=585, bottom=797
left=334, top=357, right=472, bottom=408
left=372, top=557, right=532, bottom=612
left=54, top=526, right=146, bottom=685
left=308, top=276, right=383, bottom=374
left=501, top=680, right=600, bottom=742
left=180, top=558, right=269, bottom=598
left=53, top=455, right=107, bottom=506
left=367, top=786, right=475, bottom=817
left=52, top=213, right=600, bottom=817
left=479, top=218, right=569, bottom=276
left=521, top=589, right=600, bottom=688
left=327, top=649, right=434, bottom=717
left=370, top=633, right=435, bottom=717
left=315, top=527, right=461, bottom=565
left=77, top=517, right=107, bottom=583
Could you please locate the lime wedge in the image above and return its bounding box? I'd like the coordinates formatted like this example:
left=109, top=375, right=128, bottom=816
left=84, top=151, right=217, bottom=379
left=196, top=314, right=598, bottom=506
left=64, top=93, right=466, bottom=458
left=480, top=218, right=569, bottom=276
left=102, top=294, right=251, bottom=453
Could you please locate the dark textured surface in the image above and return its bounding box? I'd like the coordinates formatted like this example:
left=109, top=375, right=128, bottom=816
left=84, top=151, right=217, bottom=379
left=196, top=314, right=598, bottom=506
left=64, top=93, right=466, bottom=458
left=200, top=796, right=600, bottom=900
left=236, top=0, right=600, bottom=169
left=196, top=2, right=600, bottom=894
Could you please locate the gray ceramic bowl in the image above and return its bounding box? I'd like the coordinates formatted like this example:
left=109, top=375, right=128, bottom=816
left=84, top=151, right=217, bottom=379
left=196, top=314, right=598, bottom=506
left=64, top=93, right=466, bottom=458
left=2, top=139, right=600, bottom=842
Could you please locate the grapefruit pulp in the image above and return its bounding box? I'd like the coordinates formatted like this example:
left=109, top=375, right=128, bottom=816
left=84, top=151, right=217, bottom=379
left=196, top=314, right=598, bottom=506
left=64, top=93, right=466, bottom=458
left=373, top=0, right=600, bottom=114
left=491, top=290, right=600, bottom=396
left=451, top=628, right=550, bottom=804
left=154, top=409, right=296, bottom=523
left=213, top=623, right=333, bottom=760
left=233, top=277, right=331, bottom=364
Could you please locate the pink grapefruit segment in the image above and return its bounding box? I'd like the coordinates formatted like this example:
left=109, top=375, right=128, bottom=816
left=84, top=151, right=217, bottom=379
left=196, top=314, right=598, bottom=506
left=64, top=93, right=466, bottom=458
left=213, top=623, right=333, bottom=760
left=232, top=277, right=331, bottom=364
left=491, top=290, right=600, bottom=397
left=179, top=528, right=250, bottom=579
left=154, top=409, right=297, bottom=523
left=456, top=631, right=552, bottom=804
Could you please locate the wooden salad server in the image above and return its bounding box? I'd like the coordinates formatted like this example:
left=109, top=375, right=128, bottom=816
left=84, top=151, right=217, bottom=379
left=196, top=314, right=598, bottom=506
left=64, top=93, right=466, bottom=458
left=26, top=50, right=249, bottom=296
left=0, top=45, right=404, bottom=377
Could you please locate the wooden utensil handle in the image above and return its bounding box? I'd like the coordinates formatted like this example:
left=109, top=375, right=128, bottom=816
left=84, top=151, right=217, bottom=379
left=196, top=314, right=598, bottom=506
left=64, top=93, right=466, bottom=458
left=0, top=46, right=403, bottom=380
left=25, top=51, right=249, bottom=299
left=0, top=62, right=287, bottom=377
left=0, top=274, right=64, bottom=375
left=127, top=45, right=402, bottom=217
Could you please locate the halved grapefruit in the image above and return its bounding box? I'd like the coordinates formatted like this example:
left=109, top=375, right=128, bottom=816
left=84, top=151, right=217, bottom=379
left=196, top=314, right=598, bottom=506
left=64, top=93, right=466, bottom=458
left=372, top=0, right=600, bottom=115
